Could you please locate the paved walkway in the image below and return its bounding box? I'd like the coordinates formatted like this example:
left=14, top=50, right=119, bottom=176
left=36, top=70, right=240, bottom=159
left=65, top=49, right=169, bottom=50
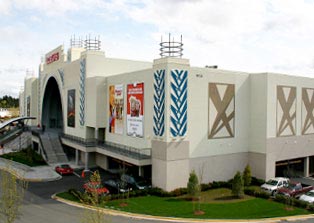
left=0, top=147, right=83, bottom=182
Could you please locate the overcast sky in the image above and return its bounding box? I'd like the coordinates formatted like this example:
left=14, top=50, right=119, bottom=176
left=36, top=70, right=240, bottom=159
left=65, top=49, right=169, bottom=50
left=1, top=0, right=314, bottom=97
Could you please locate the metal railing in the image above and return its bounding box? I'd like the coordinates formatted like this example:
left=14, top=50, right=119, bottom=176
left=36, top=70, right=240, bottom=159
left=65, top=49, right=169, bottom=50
left=60, top=133, right=97, bottom=147
left=59, top=133, right=151, bottom=160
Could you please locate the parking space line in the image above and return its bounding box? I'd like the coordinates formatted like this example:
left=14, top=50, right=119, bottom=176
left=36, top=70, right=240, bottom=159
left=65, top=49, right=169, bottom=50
left=73, top=172, right=81, bottom=178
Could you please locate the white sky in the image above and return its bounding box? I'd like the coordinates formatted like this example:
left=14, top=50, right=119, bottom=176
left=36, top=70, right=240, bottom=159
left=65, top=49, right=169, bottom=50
left=1, top=0, right=314, bottom=97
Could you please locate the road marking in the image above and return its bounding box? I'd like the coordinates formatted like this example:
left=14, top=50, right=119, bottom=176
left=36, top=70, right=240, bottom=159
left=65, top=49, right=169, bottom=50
left=73, top=172, right=81, bottom=178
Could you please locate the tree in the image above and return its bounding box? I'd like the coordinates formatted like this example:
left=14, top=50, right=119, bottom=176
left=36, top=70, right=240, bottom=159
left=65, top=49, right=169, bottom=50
left=243, top=165, right=252, bottom=187
left=0, top=161, right=28, bottom=223
left=232, top=171, right=244, bottom=198
left=80, top=170, right=108, bottom=223
left=187, top=170, right=200, bottom=199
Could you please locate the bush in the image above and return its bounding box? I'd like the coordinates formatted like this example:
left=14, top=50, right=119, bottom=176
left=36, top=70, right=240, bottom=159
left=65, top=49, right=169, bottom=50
left=211, top=181, right=232, bottom=189
left=243, top=165, right=252, bottom=186
left=308, top=204, right=314, bottom=212
left=244, top=188, right=256, bottom=196
left=187, top=170, right=200, bottom=198
left=232, top=171, right=244, bottom=198
left=170, top=187, right=188, bottom=197
left=200, top=183, right=211, bottom=192
left=251, top=177, right=265, bottom=186
left=293, top=199, right=308, bottom=209
left=254, top=191, right=271, bottom=199
left=148, top=187, right=171, bottom=197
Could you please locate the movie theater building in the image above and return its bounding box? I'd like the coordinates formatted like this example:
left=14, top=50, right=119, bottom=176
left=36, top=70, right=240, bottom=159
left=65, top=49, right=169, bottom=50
left=20, top=38, right=314, bottom=191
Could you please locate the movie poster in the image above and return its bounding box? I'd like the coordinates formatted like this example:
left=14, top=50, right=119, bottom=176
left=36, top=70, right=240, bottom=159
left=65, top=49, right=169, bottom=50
left=26, top=96, right=30, bottom=117
left=109, top=84, right=124, bottom=134
left=67, top=89, right=75, bottom=127
left=127, top=83, right=144, bottom=137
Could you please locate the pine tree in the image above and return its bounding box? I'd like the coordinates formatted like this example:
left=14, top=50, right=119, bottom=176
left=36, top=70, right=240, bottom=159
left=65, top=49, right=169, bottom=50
left=187, top=170, right=200, bottom=199
left=232, top=171, right=244, bottom=198
left=243, top=165, right=252, bottom=187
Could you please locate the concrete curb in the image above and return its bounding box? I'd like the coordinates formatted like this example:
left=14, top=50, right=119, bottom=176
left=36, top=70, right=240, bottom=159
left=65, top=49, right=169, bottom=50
left=52, top=194, right=314, bottom=223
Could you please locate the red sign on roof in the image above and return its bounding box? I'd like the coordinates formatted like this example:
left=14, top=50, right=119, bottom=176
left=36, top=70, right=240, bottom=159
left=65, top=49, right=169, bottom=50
left=46, top=52, right=59, bottom=64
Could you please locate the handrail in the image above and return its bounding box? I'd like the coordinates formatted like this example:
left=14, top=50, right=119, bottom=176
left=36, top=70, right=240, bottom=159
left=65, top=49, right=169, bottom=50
left=59, top=133, right=151, bottom=160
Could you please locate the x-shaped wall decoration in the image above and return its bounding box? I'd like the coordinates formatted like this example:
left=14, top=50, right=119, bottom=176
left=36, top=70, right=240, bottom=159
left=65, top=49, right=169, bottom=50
left=302, top=88, right=314, bottom=135
left=277, top=86, right=296, bottom=137
left=208, top=83, right=235, bottom=139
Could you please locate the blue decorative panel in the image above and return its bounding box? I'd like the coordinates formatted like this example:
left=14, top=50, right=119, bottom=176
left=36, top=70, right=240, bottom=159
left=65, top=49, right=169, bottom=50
left=58, top=68, right=64, bottom=87
left=79, top=59, right=86, bottom=126
left=153, top=70, right=165, bottom=137
left=170, top=69, right=188, bottom=137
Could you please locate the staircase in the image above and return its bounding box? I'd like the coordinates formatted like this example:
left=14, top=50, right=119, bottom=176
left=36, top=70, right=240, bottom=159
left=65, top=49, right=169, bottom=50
left=39, top=132, right=68, bottom=164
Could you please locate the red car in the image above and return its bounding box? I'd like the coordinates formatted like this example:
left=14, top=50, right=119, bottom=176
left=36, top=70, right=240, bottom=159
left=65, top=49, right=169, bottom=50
left=83, top=181, right=109, bottom=195
left=55, top=164, right=74, bottom=175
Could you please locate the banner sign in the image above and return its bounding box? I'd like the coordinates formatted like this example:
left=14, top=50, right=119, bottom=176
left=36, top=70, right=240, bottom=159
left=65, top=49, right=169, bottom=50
left=46, top=52, right=59, bottom=64
left=127, top=82, right=144, bottom=137
left=67, top=89, right=75, bottom=127
left=109, top=84, right=124, bottom=134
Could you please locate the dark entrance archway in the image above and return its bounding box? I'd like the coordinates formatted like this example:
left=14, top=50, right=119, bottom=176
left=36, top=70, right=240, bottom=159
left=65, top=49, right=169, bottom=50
left=42, top=77, right=63, bottom=131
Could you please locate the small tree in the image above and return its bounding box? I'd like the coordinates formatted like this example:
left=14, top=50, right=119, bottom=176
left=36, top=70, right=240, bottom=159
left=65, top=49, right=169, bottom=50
left=81, top=170, right=108, bottom=223
left=187, top=170, right=200, bottom=199
left=243, top=165, right=252, bottom=187
left=0, top=161, right=28, bottom=223
left=232, top=171, right=244, bottom=198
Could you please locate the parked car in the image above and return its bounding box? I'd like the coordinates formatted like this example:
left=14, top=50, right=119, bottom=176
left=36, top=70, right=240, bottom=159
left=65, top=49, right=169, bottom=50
left=299, top=190, right=314, bottom=203
left=103, top=179, right=131, bottom=194
left=260, top=177, right=289, bottom=195
left=120, top=174, right=151, bottom=190
left=278, top=182, right=313, bottom=198
left=55, top=164, right=74, bottom=175
left=83, top=181, right=109, bottom=195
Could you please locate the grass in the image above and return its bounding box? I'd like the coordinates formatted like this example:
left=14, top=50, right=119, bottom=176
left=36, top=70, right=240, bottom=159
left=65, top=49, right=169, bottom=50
left=57, top=188, right=310, bottom=219
left=0, top=148, right=47, bottom=167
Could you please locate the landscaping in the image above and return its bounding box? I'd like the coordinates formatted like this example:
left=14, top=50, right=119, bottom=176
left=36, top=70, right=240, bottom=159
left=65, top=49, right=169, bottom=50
left=0, top=148, right=47, bottom=167
left=57, top=188, right=310, bottom=219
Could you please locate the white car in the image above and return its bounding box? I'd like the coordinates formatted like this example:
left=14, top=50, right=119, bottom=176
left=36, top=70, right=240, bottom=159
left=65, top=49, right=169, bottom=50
left=260, top=177, right=289, bottom=195
left=299, top=190, right=314, bottom=203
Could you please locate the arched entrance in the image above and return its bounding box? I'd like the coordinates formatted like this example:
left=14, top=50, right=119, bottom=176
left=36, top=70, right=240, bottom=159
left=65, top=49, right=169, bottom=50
left=42, top=77, right=63, bottom=131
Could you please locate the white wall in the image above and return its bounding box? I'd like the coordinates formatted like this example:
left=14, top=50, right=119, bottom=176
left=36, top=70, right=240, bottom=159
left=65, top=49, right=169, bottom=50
left=105, top=69, right=153, bottom=149
left=188, top=67, right=250, bottom=158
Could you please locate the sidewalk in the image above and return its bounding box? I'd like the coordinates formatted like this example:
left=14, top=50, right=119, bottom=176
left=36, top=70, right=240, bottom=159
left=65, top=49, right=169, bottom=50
left=0, top=157, right=62, bottom=182
left=0, top=146, right=84, bottom=182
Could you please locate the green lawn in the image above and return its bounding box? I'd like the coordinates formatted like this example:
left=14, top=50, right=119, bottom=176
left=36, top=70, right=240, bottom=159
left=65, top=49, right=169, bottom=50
left=0, top=148, right=47, bottom=167
left=57, top=188, right=310, bottom=219
left=106, top=196, right=309, bottom=219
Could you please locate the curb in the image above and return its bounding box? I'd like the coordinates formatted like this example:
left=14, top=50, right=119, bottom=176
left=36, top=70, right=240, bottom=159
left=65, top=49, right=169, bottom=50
left=51, top=194, right=314, bottom=223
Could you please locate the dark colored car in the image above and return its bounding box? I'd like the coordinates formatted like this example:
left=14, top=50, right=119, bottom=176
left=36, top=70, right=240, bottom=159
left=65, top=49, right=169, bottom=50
left=103, top=179, right=131, bottom=194
left=120, top=174, right=151, bottom=190
left=278, top=182, right=313, bottom=198
left=55, top=164, right=74, bottom=175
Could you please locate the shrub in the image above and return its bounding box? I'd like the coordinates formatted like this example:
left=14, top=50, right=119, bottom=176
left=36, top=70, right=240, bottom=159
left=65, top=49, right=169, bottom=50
left=254, top=191, right=271, bottom=199
left=170, top=187, right=188, bottom=197
left=232, top=171, right=244, bottom=198
left=211, top=181, right=232, bottom=189
left=187, top=170, right=200, bottom=199
left=251, top=177, right=265, bottom=186
left=200, top=183, right=211, bottom=192
left=293, top=199, right=308, bottom=209
left=243, top=165, right=252, bottom=186
left=148, top=187, right=171, bottom=197
left=244, top=188, right=256, bottom=196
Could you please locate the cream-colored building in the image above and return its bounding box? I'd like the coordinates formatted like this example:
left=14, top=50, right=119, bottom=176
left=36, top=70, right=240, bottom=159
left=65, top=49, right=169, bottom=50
left=20, top=40, right=314, bottom=191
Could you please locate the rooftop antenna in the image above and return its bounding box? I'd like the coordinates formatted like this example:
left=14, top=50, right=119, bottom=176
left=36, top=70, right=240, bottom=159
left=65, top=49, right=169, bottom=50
left=160, top=33, right=183, bottom=58
left=84, top=35, right=101, bottom=51
left=70, top=35, right=83, bottom=48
